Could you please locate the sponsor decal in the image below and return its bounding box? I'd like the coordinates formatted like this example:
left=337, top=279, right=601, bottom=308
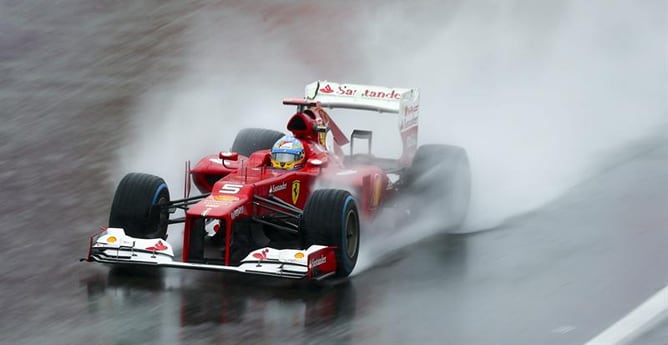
left=319, top=84, right=334, bottom=94
left=269, top=182, right=287, bottom=193
left=404, top=104, right=419, bottom=114
left=204, top=201, right=225, bottom=208
left=230, top=206, right=245, bottom=219
left=401, top=117, right=418, bottom=129
left=362, top=89, right=401, bottom=99
left=214, top=195, right=239, bottom=202
left=318, top=129, right=327, bottom=146
left=401, top=104, right=419, bottom=129
left=320, top=83, right=402, bottom=100
left=253, top=248, right=269, bottom=260
left=292, top=180, right=301, bottom=204
left=310, top=255, right=327, bottom=268
left=205, top=195, right=239, bottom=208
left=146, top=240, right=168, bottom=251
left=372, top=175, right=382, bottom=208
left=336, top=85, right=357, bottom=96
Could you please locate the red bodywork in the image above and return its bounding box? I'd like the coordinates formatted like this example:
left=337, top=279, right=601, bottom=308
left=186, top=103, right=395, bottom=267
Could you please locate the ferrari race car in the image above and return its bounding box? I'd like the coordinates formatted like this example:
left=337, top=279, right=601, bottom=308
left=84, top=81, right=471, bottom=281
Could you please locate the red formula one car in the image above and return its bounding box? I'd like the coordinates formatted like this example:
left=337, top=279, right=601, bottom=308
left=84, top=81, right=471, bottom=281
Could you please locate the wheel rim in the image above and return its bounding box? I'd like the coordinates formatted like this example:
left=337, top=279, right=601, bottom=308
left=154, top=195, right=169, bottom=237
left=344, top=210, right=359, bottom=258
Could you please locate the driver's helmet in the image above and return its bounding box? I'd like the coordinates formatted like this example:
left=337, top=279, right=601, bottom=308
left=270, top=135, right=305, bottom=170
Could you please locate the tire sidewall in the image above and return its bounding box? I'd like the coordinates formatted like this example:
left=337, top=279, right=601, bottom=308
left=109, top=173, right=170, bottom=239
left=338, top=195, right=359, bottom=274
left=301, top=189, right=360, bottom=278
left=148, top=183, right=170, bottom=238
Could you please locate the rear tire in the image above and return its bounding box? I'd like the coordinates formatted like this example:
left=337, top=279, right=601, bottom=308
left=301, top=189, right=360, bottom=278
left=404, top=144, right=471, bottom=231
left=109, top=173, right=170, bottom=239
left=231, top=128, right=285, bottom=157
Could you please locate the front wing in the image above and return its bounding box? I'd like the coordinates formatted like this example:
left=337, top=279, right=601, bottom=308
left=84, top=228, right=338, bottom=280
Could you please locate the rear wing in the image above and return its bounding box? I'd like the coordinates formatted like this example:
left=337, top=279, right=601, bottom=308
left=304, top=80, right=420, bottom=164
left=305, top=81, right=418, bottom=115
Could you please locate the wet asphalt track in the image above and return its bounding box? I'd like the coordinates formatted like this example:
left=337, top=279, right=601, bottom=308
left=1, top=1, right=667, bottom=344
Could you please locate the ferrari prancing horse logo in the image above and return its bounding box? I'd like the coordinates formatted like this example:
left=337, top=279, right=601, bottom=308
left=292, top=180, right=300, bottom=204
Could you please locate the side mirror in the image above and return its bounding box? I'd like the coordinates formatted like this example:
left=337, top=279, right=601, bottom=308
left=307, top=158, right=326, bottom=167
left=219, top=152, right=238, bottom=169
left=219, top=151, right=238, bottom=161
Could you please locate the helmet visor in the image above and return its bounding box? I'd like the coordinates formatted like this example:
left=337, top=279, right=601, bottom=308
left=272, top=152, right=298, bottom=163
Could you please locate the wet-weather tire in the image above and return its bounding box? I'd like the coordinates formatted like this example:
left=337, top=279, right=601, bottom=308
left=231, top=128, right=285, bottom=157
left=109, top=173, right=170, bottom=239
left=404, top=144, right=471, bottom=231
left=301, top=189, right=360, bottom=278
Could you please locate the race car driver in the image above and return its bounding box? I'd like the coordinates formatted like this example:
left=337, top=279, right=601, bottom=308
left=270, top=135, right=306, bottom=170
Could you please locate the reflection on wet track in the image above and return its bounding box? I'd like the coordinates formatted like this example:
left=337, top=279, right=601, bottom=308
left=82, top=268, right=358, bottom=345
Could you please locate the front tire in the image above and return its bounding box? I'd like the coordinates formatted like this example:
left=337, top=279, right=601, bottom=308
left=301, top=189, right=360, bottom=278
left=109, top=173, right=170, bottom=239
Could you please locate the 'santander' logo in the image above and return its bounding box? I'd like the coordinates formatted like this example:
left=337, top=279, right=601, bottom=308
left=253, top=248, right=269, bottom=260
left=269, top=182, right=287, bottom=193
left=319, top=84, right=334, bottom=93
left=146, top=240, right=168, bottom=251
left=310, top=256, right=327, bottom=268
